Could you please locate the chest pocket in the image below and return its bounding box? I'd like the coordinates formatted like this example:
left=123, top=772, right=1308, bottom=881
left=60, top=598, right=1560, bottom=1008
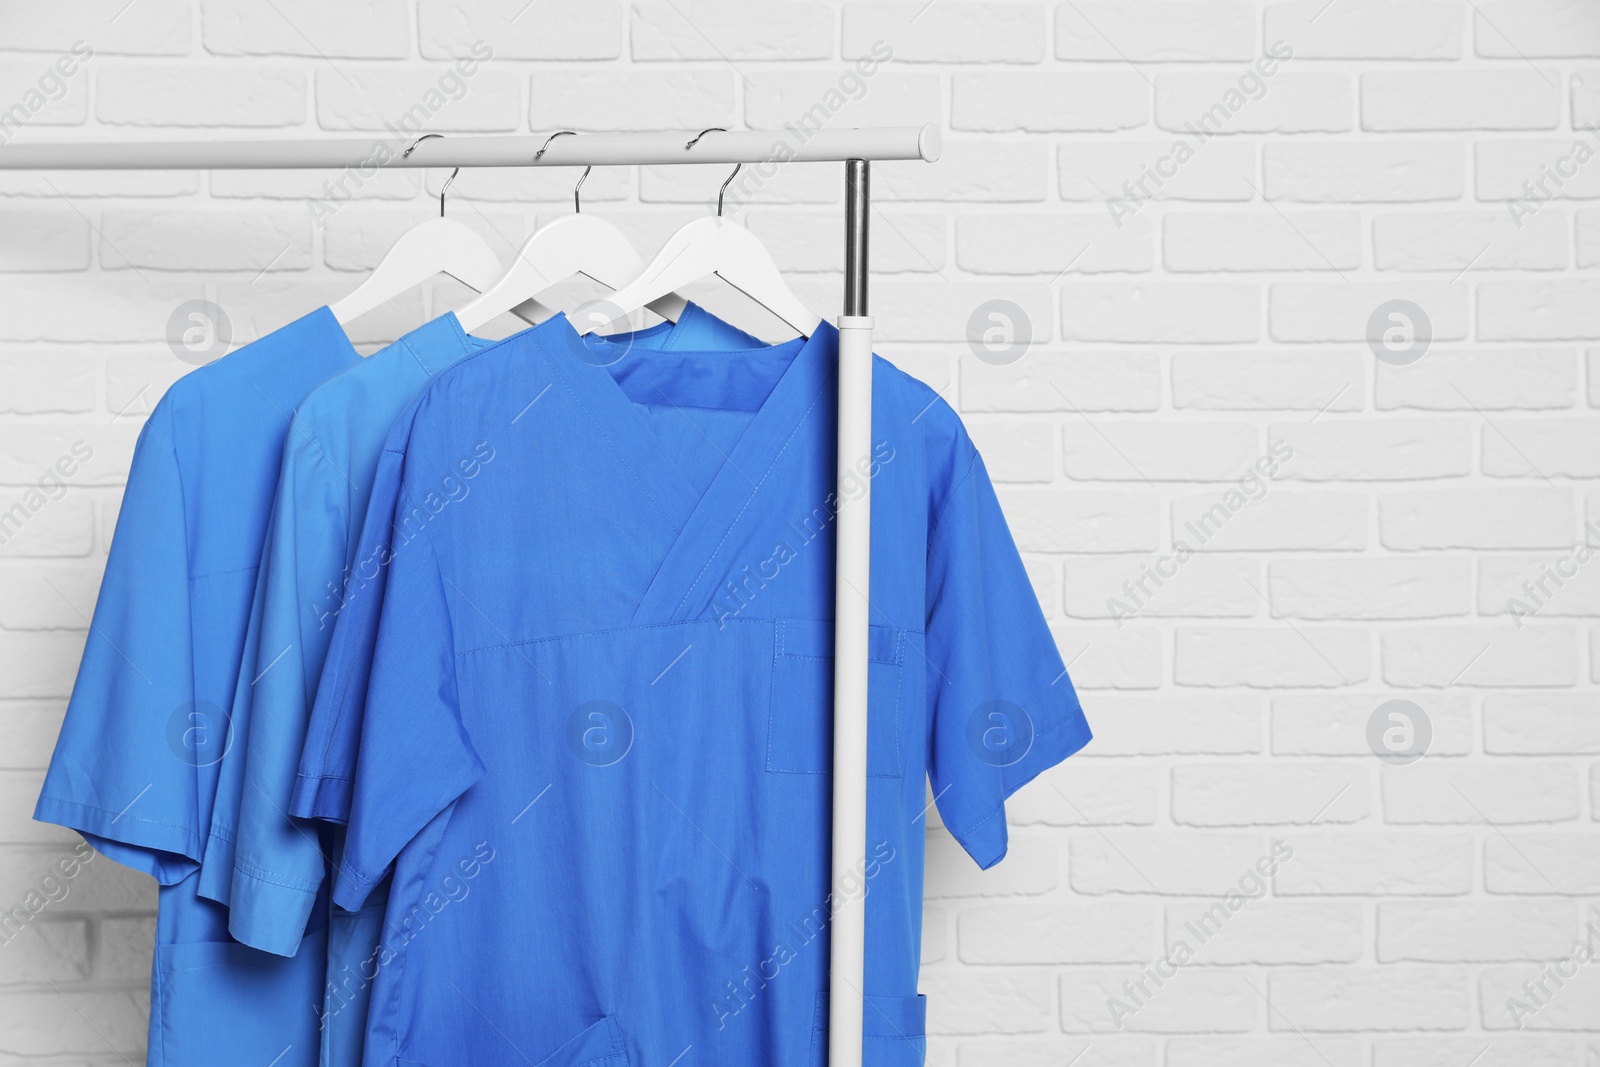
left=767, top=619, right=904, bottom=778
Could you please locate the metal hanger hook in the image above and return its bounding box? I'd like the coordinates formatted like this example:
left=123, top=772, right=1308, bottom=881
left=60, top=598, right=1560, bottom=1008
left=403, top=132, right=443, bottom=158
left=715, top=164, right=741, bottom=217
left=535, top=129, right=576, bottom=161
left=684, top=127, right=725, bottom=151
left=536, top=131, right=590, bottom=213
left=438, top=168, right=459, bottom=218
left=402, top=134, right=452, bottom=217
left=572, top=166, right=592, bottom=214
left=684, top=128, right=739, bottom=217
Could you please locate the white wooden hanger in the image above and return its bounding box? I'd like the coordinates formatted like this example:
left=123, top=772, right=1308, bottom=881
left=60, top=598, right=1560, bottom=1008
left=331, top=135, right=549, bottom=327
left=455, top=132, right=687, bottom=335
left=576, top=129, right=821, bottom=339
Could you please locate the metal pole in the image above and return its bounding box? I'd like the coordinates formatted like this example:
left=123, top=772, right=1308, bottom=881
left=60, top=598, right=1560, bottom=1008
left=842, top=161, right=870, bottom=317
left=0, top=126, right=940, bottom=169
left=828, top=158, right=872, bottom=1067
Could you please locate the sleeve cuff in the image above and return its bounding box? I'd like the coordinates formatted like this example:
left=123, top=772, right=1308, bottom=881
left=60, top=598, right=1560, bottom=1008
left=331, top=862, right=380, bottom=914
left=227, top=862, right=321, bottom=957
left=951, top=716, right=1093, bottom=871
left=289, top=772, right=352, bottom=825
left=33, top=795, right=202, bottom=884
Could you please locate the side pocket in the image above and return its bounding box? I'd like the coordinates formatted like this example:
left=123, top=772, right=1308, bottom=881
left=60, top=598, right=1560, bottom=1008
left=809, top=992, right=927, bottom=1067
left=767, top=619, right=905, bottom=778
left=529, top=1014, right=629, bottom=1067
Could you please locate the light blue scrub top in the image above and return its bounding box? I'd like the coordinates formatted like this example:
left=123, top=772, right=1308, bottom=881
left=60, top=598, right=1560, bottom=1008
left=200, top=305, right=761, bottom=1066
left=33, top=307, right=362, bottom=1067
left=294, top=317, right=1091, bottom=1067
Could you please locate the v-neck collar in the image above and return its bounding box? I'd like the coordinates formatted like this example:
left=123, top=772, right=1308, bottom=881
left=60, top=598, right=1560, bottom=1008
left=536, top=314, right=838, bottom=625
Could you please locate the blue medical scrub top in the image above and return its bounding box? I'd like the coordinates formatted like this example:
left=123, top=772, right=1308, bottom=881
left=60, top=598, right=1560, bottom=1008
left=200, top=306, right=761, bottom=1066
left=295, top=317, right=1091, bottom=1067
left=33, top=307, right=362, bottom=1067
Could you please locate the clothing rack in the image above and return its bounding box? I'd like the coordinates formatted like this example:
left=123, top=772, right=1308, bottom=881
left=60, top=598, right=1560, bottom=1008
left=0, top=123, right=942, bottom=1067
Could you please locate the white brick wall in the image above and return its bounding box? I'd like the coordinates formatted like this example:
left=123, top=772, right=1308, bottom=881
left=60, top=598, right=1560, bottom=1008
left=0, top=1, right=1597, bottom=1063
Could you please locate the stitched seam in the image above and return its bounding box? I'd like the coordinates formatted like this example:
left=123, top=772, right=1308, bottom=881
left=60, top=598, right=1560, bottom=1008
left=950, top=720, right=1086, bottom=849
left=926, top=448, right=979, bottom=546
left=956, top=801, right=1006, bottom=846
left=398, top=332, right=431, bottom=376
left=765, top=621, right=783, bottom=772
left=336, top=864, right=378, bottom=905
left=767, top=628, right=906, bottom=778
left=188, top=562, right=260, bottom=582
left=322, top=481, right=447, bottom=777
left=38, top=796, right=201, bottom=839
left=890, top=628, right=905, bottom=768
left=323, top=331, right=541, bottom=772
left=775, top=620, right=904, bottom=665
left=777, top=652, right=898, bottom=665
left=460, top=616, right=771, bottom=658
left=670, top=381, right=826, bottom=619
left=231, top=861, right=319, bottom=894
left=153, top=937, right=169, bottom=1067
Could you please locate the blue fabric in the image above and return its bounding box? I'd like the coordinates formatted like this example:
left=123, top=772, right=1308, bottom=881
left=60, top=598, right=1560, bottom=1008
left=200, top=313, right=491, bottom=934
left=297, top=316, right=1090, bottom=1067
left=33, top=307, right=362, bottom=1067
left=199, top=306, right=760, bottom=1067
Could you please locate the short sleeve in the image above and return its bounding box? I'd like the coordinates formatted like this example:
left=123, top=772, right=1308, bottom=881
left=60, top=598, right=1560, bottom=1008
left=291, top=446, right=406, bottom=826
left=196, top=517, right=271, bottom=903
left=33, top=408, right=202, bottom=882
left=225, top=435, right=345, bottom=954
left=329, top=502, right=483, bottom=911
left=926, top=448, right=1091, bottom=870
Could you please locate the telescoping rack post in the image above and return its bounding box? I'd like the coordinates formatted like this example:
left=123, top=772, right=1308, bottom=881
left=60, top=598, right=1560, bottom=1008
left=0, top=124, right=942, bottom=1067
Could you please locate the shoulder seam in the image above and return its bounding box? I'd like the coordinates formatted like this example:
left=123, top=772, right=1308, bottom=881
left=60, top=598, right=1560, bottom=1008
left=927, top=448, right=980, bottom=545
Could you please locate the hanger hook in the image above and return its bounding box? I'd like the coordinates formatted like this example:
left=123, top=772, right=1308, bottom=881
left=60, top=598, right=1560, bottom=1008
left=403, top=134, right=452, bottom=217
left=403, top=132, right=443, bottom=158
left=535, top=131, right=590, bottom=214
left=685, top=128, right=739, bottom=217
left=535, top=129, right=576, bottom=161
left=715, top=164, right=741, bottom=217
left=438, top=168, right=459, bottom=218
left=684, top=127, right=725, bottom=151
left=572, top=166, right=591, bottom=214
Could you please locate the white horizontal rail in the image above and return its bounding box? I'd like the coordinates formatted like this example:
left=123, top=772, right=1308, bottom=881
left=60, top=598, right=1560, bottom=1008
left=0, top=125, right=942, bottom=170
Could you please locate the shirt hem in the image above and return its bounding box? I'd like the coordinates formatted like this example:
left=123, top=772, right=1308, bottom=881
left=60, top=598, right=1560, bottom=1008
left=290, top=771, right=352, bottom=824
left=33, top=794, right=204, bottom=881
left=227, top=863, right=318, bottom=957
left=953, top=716, right=1093, bottom=871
